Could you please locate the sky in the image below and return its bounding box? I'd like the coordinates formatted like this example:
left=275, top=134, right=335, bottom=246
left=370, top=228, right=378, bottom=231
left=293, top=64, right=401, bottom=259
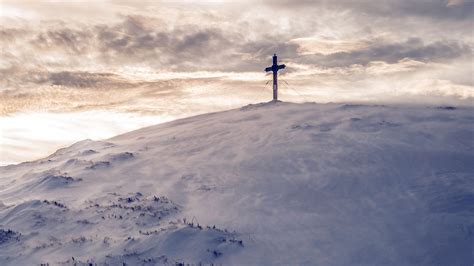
left=1, top=0, right=473, bottom=165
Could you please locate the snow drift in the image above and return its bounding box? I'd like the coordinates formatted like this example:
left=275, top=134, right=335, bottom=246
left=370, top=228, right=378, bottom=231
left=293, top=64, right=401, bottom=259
left=0, top=102, right=473, bottom=265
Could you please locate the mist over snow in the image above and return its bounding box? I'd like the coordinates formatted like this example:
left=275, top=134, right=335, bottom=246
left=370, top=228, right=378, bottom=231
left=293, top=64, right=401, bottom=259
left=0, top=111, right=175, bottom=166
left=1, top=102, right=473, bottom=265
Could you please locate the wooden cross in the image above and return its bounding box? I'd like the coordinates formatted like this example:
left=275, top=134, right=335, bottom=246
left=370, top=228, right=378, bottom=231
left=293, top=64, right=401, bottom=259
left=265, top=53, right=286, bottom=101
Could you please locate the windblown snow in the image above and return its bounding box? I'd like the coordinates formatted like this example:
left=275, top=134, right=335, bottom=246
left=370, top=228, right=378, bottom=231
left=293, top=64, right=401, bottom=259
left=1, top=102, right=473, bottom=265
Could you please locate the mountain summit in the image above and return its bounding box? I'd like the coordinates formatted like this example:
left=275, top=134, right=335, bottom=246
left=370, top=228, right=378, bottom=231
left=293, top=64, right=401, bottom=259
left=1, top=102, right=473, bottom=265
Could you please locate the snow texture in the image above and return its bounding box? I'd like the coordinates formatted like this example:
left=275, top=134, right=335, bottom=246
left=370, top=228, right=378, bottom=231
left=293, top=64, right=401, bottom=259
left=1, top=102, right=473, bottom=265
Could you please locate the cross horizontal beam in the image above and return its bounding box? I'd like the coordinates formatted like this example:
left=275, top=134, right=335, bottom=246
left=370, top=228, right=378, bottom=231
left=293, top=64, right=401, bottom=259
left=265, top=64, right=285, bottom=72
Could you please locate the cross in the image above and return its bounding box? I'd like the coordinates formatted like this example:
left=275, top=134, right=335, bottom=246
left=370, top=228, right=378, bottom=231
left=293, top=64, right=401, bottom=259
left=265, top=53, right=286, bottom=101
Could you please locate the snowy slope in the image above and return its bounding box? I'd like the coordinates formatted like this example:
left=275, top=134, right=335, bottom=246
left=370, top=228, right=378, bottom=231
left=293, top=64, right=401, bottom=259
left=1, top=102, right=473, bottom=265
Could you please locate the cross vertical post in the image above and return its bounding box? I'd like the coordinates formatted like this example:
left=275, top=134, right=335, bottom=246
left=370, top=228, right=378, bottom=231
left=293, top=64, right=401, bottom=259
left=265, top=54, right=286, bottom=101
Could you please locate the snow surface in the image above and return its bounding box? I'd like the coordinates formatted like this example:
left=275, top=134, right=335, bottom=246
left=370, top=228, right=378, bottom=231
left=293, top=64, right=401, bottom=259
left=0, top=102, right=473, bottom=265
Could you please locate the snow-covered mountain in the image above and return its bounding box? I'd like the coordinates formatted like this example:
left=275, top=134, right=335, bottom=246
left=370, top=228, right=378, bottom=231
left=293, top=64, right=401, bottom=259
left=1, top=102, right=473, bottom=265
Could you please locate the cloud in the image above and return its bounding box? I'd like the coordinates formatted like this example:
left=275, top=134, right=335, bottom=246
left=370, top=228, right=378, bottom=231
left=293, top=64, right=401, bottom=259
left=0, top=1, right=472, bottom=117
left=290, top=37, right=371, bottom=55
left=84, top=15, right=237, bottom=70
left=447, top=0, right=466, bottom=7
left=2, top=4, right=472, bottom=74
left=46, top=71, right=123, bottom=88
left=34, top=28, right=93, bottom=54
left=297, top=38, right=471, bottom=67
left=266, top=0, right=474, bottom=21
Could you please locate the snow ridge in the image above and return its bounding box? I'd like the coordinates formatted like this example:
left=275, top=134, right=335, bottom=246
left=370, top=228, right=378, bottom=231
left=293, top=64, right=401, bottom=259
left=0, top=102, right=473, bottom=265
